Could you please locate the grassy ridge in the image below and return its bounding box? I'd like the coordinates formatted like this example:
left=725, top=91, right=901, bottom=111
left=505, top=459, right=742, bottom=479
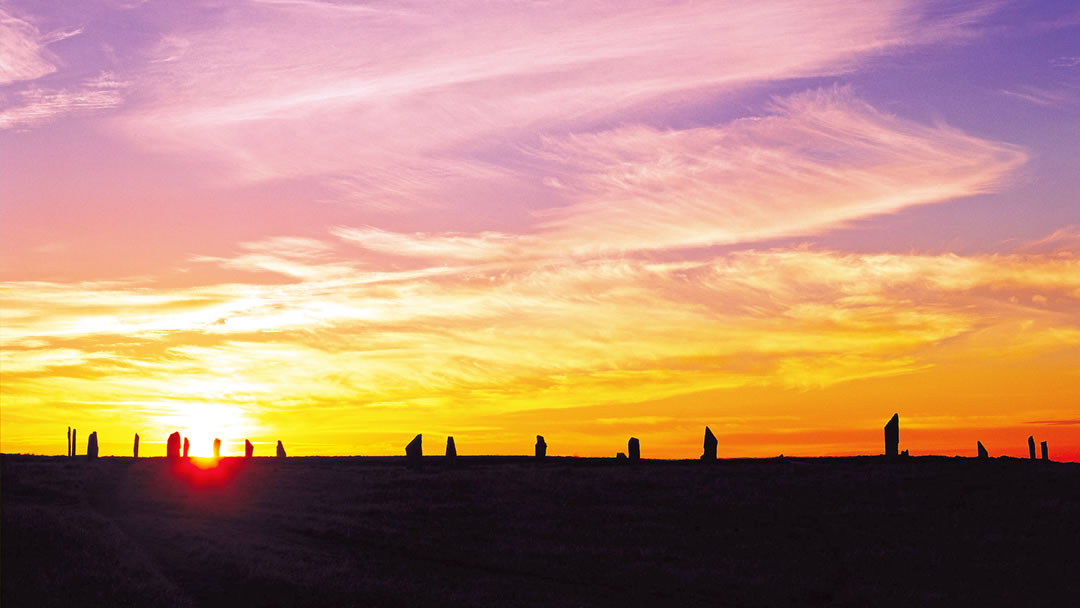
left=3, top=455, right=1078, bottom=606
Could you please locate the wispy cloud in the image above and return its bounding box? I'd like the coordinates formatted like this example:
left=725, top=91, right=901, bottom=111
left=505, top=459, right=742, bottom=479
left=0, top=6, right=60, bottom=85
left=119, top=0, right=985, bottom=196
left=0, top=72, right=125, bottom=130
left=531, top=87, right=1025, bottom=253
left=998, top=84, right=1077, bottom=107
left=1050, top=56, right=1080, bottom=68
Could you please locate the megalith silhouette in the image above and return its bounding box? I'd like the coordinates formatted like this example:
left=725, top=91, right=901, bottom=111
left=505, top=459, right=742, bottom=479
left=87, top=432, right=99, bottom=459
left=616, top=452, right=627, bottom=461
left=276, top=440, right=286, bottom=458
left=406, top=434, right=422, bottom=467
left=884, top=414, right=899, bottom=457
left=535, top=435, right=547, bottom=459
left=72, top=429, right=77, bottom=457
left=213, top=438, right=221, bottom=459
left=167, top=432, right=181, bottom=459
left=628, top=437, right=640, bottom=462
left=1028, top=436, right=1036, bottom=460
left=701, top=427, right=717, bottom=461
left=68, top=427, right=71, bottom=457
left=245, top=439, right=254, bottom=458
left=1040, top=441, right=1049, bottom=461
left=977, top=441, right=988, bottom=459
left=134, top=433, right=139, bottom=458
left=182, top=437, right=190, bottom=458
left=445, top=436, right=457, bottom=464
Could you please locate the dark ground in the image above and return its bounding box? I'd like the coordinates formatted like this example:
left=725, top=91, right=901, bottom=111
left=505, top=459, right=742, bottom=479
left=2, top=454, right=1078, bottom=607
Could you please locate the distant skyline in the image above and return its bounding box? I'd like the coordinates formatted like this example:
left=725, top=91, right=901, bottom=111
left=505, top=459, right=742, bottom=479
left=2, top=0, right=1078, bottom=460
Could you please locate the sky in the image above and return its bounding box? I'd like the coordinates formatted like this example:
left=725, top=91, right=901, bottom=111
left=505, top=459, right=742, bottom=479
left=1, top=0, right=1078, bottom=460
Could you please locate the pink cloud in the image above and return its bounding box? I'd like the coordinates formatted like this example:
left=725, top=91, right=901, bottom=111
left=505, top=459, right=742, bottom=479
left=0, top=6, right=59, bottom=85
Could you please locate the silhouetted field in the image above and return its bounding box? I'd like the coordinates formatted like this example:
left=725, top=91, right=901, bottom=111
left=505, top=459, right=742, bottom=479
left=3, top=455, right=1078, bottom=607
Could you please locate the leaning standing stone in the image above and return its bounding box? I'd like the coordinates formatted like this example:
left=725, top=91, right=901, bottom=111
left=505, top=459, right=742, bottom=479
left=182, top=437, right=190, bottom=458
left=1040, top=441, right=1049, bottom=461
left=884, top=414, right=899, bottom=457
left=977, top=441, right=988, bottom=459
left=134, top=433, right=139, bottom=458
left=1028, top=436, right=1036, bottom=460
left=276, top=440, right=286, bottom=458
left=406, top=434, right=422, bottom=467
left=701, top=427, right=717, bottom=461
left=245, top=439, right=254, bottom=458
left=535, top=435, right=547, bottom=460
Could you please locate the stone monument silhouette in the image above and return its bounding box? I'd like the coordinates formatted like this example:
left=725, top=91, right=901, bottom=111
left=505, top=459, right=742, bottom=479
left=86, top=431, right=99, bottom=459
left=701, top=427, right=717, bottom=461
left=167, top=432, right=181, bottom=459
left=884, top=414, right=899, bottom=457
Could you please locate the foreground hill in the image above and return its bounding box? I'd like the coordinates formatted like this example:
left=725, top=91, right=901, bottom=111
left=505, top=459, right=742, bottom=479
left=3, top=455, right=1077, bottom=606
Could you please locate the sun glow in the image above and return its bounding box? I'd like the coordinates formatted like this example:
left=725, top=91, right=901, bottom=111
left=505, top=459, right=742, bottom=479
left=160, top=402, right=258, bottom=458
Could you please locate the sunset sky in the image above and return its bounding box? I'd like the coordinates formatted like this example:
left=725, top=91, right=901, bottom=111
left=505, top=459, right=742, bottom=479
left=2, top=0, right=1078, bottom=460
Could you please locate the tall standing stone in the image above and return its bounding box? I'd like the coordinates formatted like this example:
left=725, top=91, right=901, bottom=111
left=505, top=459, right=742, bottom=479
left=68, top=427, right=72, bottom=457
left=406, top=434, right=422, bottom=467
left=701, top=427, right=717, bottom=461
left=213, top=438, right=222, bottom=459
left=245, top=439, right=254, bottom=458
left=276, top=440, right=287, bottom=458
left=445, top=436, right=457, bottom=464
left=87, top=432, right=99, bottom=460
left=977, top=441, right=988, bottom=459
left=72, top=429, right=77, bottom=457
left=1028, top=436, right=1036, bottom=460
left=167, top=432, right=181, bottom=459
left=134, top=433, right=140, bottom=458
left=884, top=414, right=899, bottom=457
left=182, top=437, right=190, bottom=458
left=1041, top=441, right=1049, bottom=461
left=628, top=437, right=640, bottom=462
left=535, top=435, right=547, bottom=460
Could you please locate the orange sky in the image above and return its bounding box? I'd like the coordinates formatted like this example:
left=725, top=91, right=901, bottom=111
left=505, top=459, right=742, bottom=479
left=1, top=1, right=1078, bottom=460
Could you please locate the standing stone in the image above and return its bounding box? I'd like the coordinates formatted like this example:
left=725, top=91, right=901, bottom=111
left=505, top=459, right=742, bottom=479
left=167, top=432, right=181, bottom=459
left=72, top=429, right=77, bottom=457
left=276, top=440, right=286, bottom=458
left=884, top=413, right=899, bottom=457
left=445, top=436, right=457, bottom=464
left=182, top=437, right=190, bottom=458
left=134, top=433, right=140, bottom=458
left=701, top=427, right=717, bottom=461
left=245, top=439, right=254, bottom=458
left=977, top=441, right=988, bottom=459
left=535, top=435, right=547, bottom=459
left=628, top=437, right=640, bottom=462
left=1028, top=436, right=1036, bottom=460
left=1041, top=441, right=1049, bottom=461
left=406, top=434, right=422, bottom=467
left=68, top=427, right=72, bottom=457
left=213, top=438, right=222, bottom=459
left=616, top=452, right=627, bottom=461
left=87, top=432, right=99, bottom=460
